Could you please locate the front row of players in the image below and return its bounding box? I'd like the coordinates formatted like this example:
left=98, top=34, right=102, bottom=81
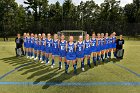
left=23, top=32, right=117, bottom=74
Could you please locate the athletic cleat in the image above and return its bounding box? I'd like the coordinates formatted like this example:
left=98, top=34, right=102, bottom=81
left=31, top=56, right=34, bottom=59
left=48, top=61, right=50, bottom=63
left=27, top=56, right=30, bottom=58
left=82, top=68, right=85, bottom=71
left=51, top=65, right=54, bottom=68
left=41, top=61, right=44, bottom=63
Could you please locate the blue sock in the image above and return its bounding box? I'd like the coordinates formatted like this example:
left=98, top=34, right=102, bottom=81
left=34, top=53, right=37, bottom=58
left=59, top=62, right=62, bottom=67
left=97, top=56, right=100, bottom=61
left=42, top=55, right=45, bottom=61
left=101, top=54, right=104, bottom=62
left=87, top=59, right=90, bottom=65
left=31, top=52, right=33, bottom=57
left=108, top=52, right=111, bottom=58
left=46, top=57, right=48, bottom=63
left=38, top=55, right=40, bottom=60
left=81, top=61, right=84, bottom=68
left=73, top=64, right=77, bottom=74
left=65, top=64, right=69, bottom=73
left=28, top=52, right=30, bottom=57
left=113, top=52, right=117, bottom=57
left=52, top=59, right=54, bottom=65
left=93, top=57, right=96, bottom=66
left=105, top=53, right=107, bottom=58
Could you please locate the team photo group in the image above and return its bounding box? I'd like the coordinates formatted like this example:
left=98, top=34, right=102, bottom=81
left=15, top=32, right=124, bottom=74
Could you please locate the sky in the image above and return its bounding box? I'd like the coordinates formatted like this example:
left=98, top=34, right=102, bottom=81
left=16, top=0, right=133, bottom=7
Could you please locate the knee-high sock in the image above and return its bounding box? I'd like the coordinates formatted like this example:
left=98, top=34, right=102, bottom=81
left=52, top=59, right=54, bottom=65
left=113, top=51, right=117, bottom=57
left=46, top=57, right=48, bottom=63
left=101, top=54, right=104, bottom=61
left=93, top=57, right=96, bottom=66
left=97, top=55, right=100, bottom=61
left=108, top=52, right=111, bottom=58
left=38, top=54, right=41, bottom=60
left=42, top=55, right=45, bottom=61
left=59, top=62, right=62, bottom=67
left=73, top=64, right=77, bottom=74
left=81, top=60, right=84, bottom=68
left=28, top=52, right=30, bottom=57
left=105, top=53, right=108, bottom=58
left=65, top=64, right=69, bottom=73
left=87, top=58, right=90, bottom=65
left=34, top=53, right=37, bottom=58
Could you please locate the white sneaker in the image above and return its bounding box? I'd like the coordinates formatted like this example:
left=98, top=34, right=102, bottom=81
left=51, top=65, right=54, bottom=68
left=32, top=56, right=34, bottom=59
left=34, top=58, right=36, bottom=61
left=53, top=63, right=55, bottom=66
left=82, top=68, right=85, bottom=72
left=41, top=61, right=44, bottom=63
left=27, top=56, right=29, bottom=58
left=48, top=61, right=50, bottom=63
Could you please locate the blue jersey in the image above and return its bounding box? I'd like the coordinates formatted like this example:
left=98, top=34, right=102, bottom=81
left=84, top=40, right=91, bottom=55
left=30, top=37, right=34, bottom=48
left=96, top=38, right=101, bottom=52
left=34, top=38, right=38, bottom=50
left=76, top=41, right=84, bottom=58
left=101, top=38, right=105, bottom=50
left=105, top=37, right=110, bottom=49
left=23, top=37, right=27, bottom=47
left=90, top=38, right=97, bottom=47
left=112, top=36, right=116, bottom=48
left=41, top=38, right=46, bottom=52
left=59, top=40, right=67, bottom=57
left=66, top=42, right=76, bottom=60
left=52, top=39, right=59, bottom=55
left=26, top=37, right=30, bottom=48
left=46, top=39, right=53, bottom=48
left=38, top=39, right=42, bottom=51
left=60, top=40, right=67, bottom=51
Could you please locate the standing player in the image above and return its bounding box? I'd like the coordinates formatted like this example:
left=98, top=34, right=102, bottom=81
left=90, top=32, right=97, bottom=66
left=41, top=33, right=46, bottom=63
left=59, top=34, right=67, bottom=70
left=45, top=33, right=53, bottom=65
left=66, top=36, right=77, bottom=74
left=30, top=33, right=34, bottom=59
left=104, top=33, right=110, bottom=61
left=26, top=33, right=31, bottom=58
left=23, top=33, right=27, bottom=56
left=96, top=33, right=101, bottom=64
left=51, top=34, right=59, bottom=68
left=112, top=32, right=117, bottom=58
left=34, top=34, right=38, bottom=60
left=108, top=34, right=113, bottom=59
left=38, top=34, right=42, bottom=61
left=76, top=36, right=85, bottom=71
left=84, top=34, right=91, bottom=68
left=100, top=33, right=105, bottom=62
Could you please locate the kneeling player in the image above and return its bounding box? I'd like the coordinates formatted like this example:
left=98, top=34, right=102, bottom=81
left=76, top=36, right=85, bottom=71
left=59, top=34, right=67, bottom=70
left=84, top=34, right=91, bottom=68
left=51, top=34, right=59, bottom=68
left=66, top=36, right=77, bottom=74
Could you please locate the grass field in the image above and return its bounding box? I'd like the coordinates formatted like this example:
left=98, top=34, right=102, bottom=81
left=0, top=40, right=140, bottom=93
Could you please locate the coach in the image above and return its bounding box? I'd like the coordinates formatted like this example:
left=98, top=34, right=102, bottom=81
left=116, top=35, right=124, bottom=59
left=15, top=34, right=24, bottom=56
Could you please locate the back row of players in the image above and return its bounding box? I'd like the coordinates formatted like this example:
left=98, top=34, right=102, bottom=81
left=23, top=32, right=117, bottom=74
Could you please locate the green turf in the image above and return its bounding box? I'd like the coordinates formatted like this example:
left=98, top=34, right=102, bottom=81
left=0, top=41, right=140, bottom=93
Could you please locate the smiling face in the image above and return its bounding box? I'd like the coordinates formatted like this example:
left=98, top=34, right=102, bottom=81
left=101, top=33, right=104, bottom=38
left=97, top=33, right=100, bottom=38
left=23, top=33, right=26, bottom=37
left=86, top=34, right=90, bottom=40
left=31, top=33, right=34, bottom=37
left=92, top=33, right=96, bottom=38
left=47, top=33, right=51, bottom=39
left=105, top=33, right=108, bottom=38
left=61, top=34, right=65, bottom=40
left=42, top=33, right=46, bottom=38
left=34, top=34, right=38, bottom=38
left=79, top=36, right=83, bottom=42
left=69, top=36, right=74, bottom=42
left=54, top=34, right=58, bottom=40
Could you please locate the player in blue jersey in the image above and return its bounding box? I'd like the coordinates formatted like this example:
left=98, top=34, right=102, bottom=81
left=51, top=34, right=59, bottom=68
left=38, top=34, right=42, bottom=61
left=96, top=33, right=101, bottom=64
left=26, top=33, right=31, bottom=58
left=45, top=33, right=53, bottom=65
left=112, top=32, right=117, bottom=58
left=108, top=34, right=113, bottom=59
left=90, top=32, right=97, bottom=66
left=41, top=33, right=46, bottom=63
left=66, top=36, right=77, bottom=74
left=76, top=36, right=85, bottom=71
left=59, top=34, right=67, bottom=70
left=100, top=33, right=105, bottom=62
left=104, top=33, right=110, bottom=61
left=84, top=34, right=91, bottom=68
left=23, top=33, right=27, bottom=56
left=34, top=34, right=38, bottom=61
left=29, top=33, right=34, bottom=59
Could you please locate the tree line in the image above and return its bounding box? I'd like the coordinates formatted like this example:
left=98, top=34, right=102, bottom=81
left=0, top=0, right=140, bottom=37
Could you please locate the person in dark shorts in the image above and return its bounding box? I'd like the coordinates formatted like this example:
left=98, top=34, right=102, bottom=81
left=116, top=35, right=124, bottom=59
left=15, top=34, right=24, bottom=56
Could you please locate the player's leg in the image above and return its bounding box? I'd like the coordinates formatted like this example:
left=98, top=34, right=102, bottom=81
left=72, top=60, right=77, bottom=74
left=81, top=58, right=85, bottom=71
left=51, top=55, right=55, bottom=68
left=59, top=57, right=62, bottom=70
left=65, top=60, right=70, bottom=74
left=101, top=49, right=105, bottom=62
left=93, top=52, right=97, bottom=66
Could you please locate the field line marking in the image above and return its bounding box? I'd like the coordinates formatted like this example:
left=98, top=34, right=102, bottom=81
left=0, top=62, right=33, bottom=80
left=112, top=63, right=140, bottom=78
left=0, top=82, right=140, bottom=86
